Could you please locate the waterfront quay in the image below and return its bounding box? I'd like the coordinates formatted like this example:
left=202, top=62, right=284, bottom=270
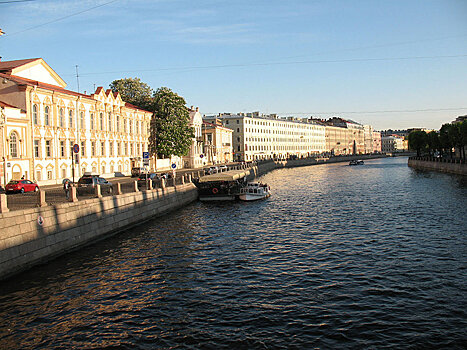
left=0, top=157, right=465, bottom=349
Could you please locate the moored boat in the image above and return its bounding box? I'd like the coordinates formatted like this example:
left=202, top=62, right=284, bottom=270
left=239, top=182, right=271, bottom=201
left=349, top=160, right=364, bottom=165
left=193, top=169, right=250, bottom=201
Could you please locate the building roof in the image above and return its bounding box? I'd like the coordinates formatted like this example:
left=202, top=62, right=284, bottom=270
left=0, top=72, right=152, bottom=114
left=0, top=58, right=41, bottom=73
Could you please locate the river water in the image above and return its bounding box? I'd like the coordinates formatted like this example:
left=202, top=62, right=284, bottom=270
left=0, top=157, right=466, bottom=349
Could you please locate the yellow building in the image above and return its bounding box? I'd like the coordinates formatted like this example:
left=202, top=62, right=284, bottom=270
left=0, top=58, right=152, bottom=185
left=201, top=118, right=233, bottom=164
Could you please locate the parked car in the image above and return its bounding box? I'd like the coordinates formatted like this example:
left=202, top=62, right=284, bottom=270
left=137, top=173, right=160, bottom=188
left=131, top=167, right=148, bottom=177
left=5, top=179, right=39, bottom=194
left=77, top=175, right=113, bottom=195
left=205, top=166, right=219, bottom=175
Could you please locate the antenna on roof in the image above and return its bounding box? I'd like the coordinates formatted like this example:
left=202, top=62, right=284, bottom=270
left=75, top=65, right=80, bottom=93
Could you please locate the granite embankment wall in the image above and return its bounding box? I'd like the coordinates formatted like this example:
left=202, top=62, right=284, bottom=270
left=0, top=183, right=198, bottom=280
left=408, top=157, right=467, bottom=176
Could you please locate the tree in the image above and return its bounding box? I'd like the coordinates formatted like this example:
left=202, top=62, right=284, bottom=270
left=460, top=120, right=467, bottom=160
left=426, top=131, right=440, bottom=156
left=407, top=130, right=428, bottom=156
left=439, top=123, right=452, bottom=158
left=150, top=87, right=194, bottom=158
left=109, top=78, right=154, bottom=112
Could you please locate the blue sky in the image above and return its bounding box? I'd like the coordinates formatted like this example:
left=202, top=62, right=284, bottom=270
left=1, top=0, right=466, bottom=130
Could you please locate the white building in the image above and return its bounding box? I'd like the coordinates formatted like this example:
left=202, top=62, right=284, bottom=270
left=381, top=135, right=406, bottom=153
left=182, top=106, right=203, bottom=168
left=0, top=58, right=152, bottom=185
left=206, top=113, right=326, bottom=161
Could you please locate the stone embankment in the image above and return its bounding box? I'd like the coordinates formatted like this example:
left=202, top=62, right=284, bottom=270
left=0, top=154, right=386, bottom=280
left=0, top=183, right=198, bottom=280
left=408, top=156, right=467, bottom=176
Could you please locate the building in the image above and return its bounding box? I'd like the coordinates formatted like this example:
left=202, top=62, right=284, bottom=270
left=182, top=106, right=203, bottom=169
left=363, top=125, right=374, bottom=154
left=381, top=135, right=407, bottom=153
left=206, top=113, right=326, bottom=161
left=201, top=118, right=233, bottom=164
left=0, top=58, right=152, bottom=185
left=372, top=131, right=382, bottom=153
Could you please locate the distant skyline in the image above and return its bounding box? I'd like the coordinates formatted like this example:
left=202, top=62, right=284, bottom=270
left=1, top=0, right=466, bottom=130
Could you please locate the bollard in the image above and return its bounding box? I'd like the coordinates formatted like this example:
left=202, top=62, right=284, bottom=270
left=181, top=175, right=185, bottom=185
left=0, top=193, right=9, bottom=213
left=95, top=184, right=102, bottom=198
left=116, top=182, right=122, bottom=195
left=161, top=178, right=166, bottom=189
left=69, top=186, right=78, bottom=202
left=187, top=174, right=192, bottom=183
left=147, top=180, right=153, bottom=190
left=38, top=190, right=47, bottom=207
left=134, top=180, right=139, bottom=192
left=198, top=171, right=202, bottom=178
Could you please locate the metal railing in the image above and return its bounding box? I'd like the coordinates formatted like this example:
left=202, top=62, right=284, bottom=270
left=409, top=156, right=466, bottom=164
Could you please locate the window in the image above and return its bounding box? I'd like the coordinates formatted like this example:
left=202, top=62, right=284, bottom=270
left=47, top=170, right=52, bottom=180
left=9, top=132, right=18, bottom=158
left=80, top=111, right=84, bottom=129
left=70, top=141, right=74, bottom=157
left=116, top=116, right=120, bottom=132
left=130, top=143, right=133, bottom=156
left=46, top=140, right=51, bottom=157
left=44, top=106, right=50, bottom=126
left=90, top=113, right=94, bottom=130
left=81, top=141, right=85, bottom=157
left=136, top=121, right=139, bottom=134
left=236, top=120, right=239, bottom=124
left=33, top=104, right=38, bottom=125
left=117, top=142, right=121, bottom=156
left=100, top=113, right=104, bottom=130
left=91, top=141, right=96, bottom=156
left=34, top=140, right=40, bottom=157
left=130, top=120, right=133, bottom=134
left=69, top=110, right=73, bottom=128
left=124, top=143, right=128, bottom=156
left=108, top=112, right=112, bottom=132
left=124, top=119, right=127, bottom=133
left=109, top=142, right=114, bottom=156
left=59, top=108, right=64, bottom=127
left=101, top=141, right=105, bottom=156
left=60, top=141, right=65, bottom=157
left=237, top=128, right=240, bottom=132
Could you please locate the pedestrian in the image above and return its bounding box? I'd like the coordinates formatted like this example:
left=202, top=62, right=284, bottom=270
left=63, top=179, right=70, bottom=199
left=21, top=175, right=25, bottom=179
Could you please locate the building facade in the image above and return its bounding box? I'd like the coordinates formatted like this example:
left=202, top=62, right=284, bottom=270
left=372, top=131, right=382, bottom=153
left=206, top=114, right=326, bottom=161
left=201, top=119, right=233, bottom=164
left=381, top=135, right=407, bottom=153
left=0, top=58, right=152, bottom=185
left=182, top=106, right=203, bottom=169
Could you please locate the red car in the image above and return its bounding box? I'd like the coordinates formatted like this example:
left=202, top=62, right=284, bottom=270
left=5, top=180, right=39, bottom=193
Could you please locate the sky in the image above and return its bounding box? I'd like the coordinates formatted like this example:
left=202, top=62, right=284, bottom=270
left=0, top=0, right=466, bottom=130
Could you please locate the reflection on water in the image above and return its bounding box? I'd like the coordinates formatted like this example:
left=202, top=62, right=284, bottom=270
left=0, top=157, right=466, bottom=349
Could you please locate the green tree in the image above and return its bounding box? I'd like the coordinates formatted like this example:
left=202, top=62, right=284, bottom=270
left=426, top=131, right=440, bottom=156
left=407, top=130, right=428, bottom=156
left=459, top=120, right=467, bottom=160
left=109, top=78, right=154, bottom=112
left=439, top=123, right=452, bottom=158
left=150, top=87, right=194, bottom=158
left=447, top=123, right=461, bottom=159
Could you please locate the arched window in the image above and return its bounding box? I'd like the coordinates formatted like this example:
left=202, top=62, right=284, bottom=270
left=100, top=112, right=104, bottom=130
left=90, top=113, right=94, bottom=130
left=33, top=104, right=38, bottom=125
left=44, top=106, right=50, bottom=126
left=9, top=132, right=19, bottom=158
left=69, top=109, right=73, bottom=128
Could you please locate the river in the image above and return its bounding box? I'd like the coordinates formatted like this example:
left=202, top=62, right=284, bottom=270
left=0, top=157, right=466, bottom=349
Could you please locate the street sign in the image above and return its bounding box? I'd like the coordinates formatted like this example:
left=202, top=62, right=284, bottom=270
left=143, top=152, right=149, bottom=159
left=200, top=154, right=204, bottom=158
left=37, top=215, right=44, bottom=226
left=73, top=144, right=80, bottom=154
left=143, top=159, right=149, bottom=166
left=171, top=163, right=177, bottom=169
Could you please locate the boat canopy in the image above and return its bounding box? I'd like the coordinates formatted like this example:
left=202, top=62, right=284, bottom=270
left=198, top=169, right=250, bottom=183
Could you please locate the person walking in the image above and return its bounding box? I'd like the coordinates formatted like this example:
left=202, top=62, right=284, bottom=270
left=63, top=179, right=70, bottom=199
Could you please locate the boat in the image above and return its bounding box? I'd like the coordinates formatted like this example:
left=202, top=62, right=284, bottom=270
left=239, top=182, right=271, bottom=201
left=193, top=169, right=250, bottom=201
left=349, top=160, right=364, bottom=165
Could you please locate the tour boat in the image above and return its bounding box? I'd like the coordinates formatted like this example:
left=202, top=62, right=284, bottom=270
left=193, top=169, right=249, bottom=201
left=349, top=160, right=364, bottom=165
left=239, top=182, right=271, bottom=201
